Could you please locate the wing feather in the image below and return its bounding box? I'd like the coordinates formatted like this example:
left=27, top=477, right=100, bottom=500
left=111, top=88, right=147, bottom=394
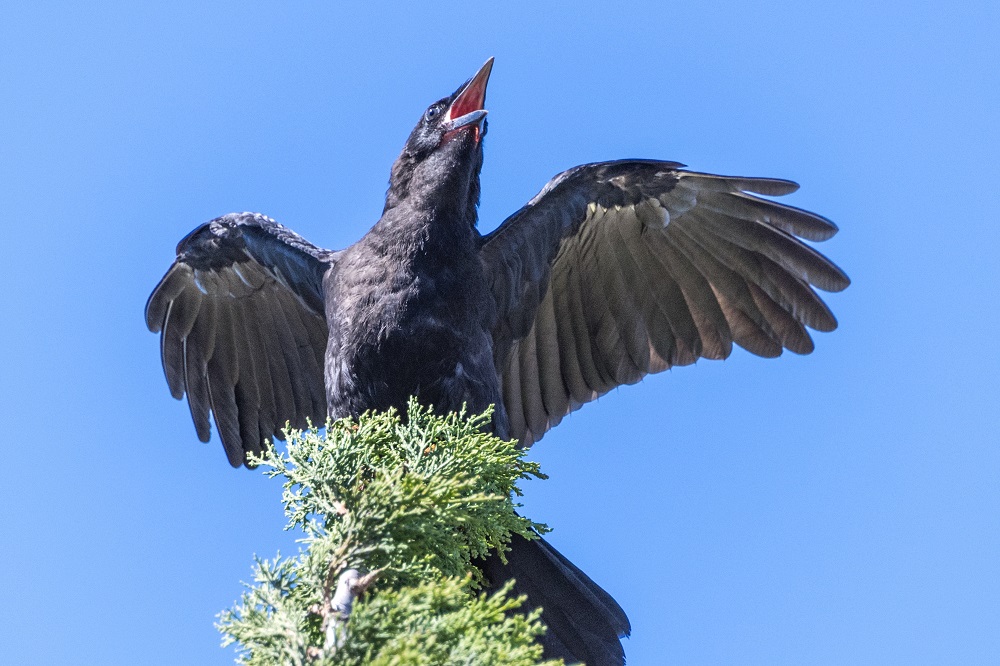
left=563, top=252, right=609, bottom=398
left=534, top=288, right=570, bottom=422
left=550, top=264, right=590, bottom=406
left=146, top=212, right=334, bottom=465
left=481, top=161, right=848, bottom=445
left=205, top=306, right=243, bottom=462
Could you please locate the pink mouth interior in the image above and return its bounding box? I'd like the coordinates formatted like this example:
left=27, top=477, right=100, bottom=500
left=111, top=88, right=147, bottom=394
left=448, top=78, right=487, bottom=121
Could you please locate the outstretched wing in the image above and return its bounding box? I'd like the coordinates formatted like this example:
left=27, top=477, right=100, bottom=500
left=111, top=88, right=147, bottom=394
left=480, top=160, right=850, bottom=446
left=145, top=212, right=335, bottom=466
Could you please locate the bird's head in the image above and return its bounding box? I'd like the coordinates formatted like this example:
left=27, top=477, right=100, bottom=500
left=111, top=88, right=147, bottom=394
left=385, top=58, right=494, bottom=218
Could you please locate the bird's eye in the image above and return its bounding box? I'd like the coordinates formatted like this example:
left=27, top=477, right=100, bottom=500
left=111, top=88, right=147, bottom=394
left=425, top=107, right=439, bottom=122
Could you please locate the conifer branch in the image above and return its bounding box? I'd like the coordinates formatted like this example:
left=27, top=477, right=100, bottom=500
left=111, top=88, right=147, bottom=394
left=217, top=400, right=561, bottom=665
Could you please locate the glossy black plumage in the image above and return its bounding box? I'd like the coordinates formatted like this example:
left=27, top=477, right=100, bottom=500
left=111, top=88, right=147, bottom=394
left=146, top=59, right=848, bottom=664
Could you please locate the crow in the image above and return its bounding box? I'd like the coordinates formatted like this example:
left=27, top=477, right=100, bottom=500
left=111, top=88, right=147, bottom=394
left=146, top=58, right=849, bottom=664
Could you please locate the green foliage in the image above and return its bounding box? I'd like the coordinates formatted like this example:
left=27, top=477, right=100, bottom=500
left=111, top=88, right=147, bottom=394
left=333, top=578, right=550, bottom=666
left=217, top=400, right=560, bottom=666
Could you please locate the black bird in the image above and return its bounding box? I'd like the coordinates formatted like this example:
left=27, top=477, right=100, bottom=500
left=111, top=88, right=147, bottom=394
left=146, top=58, right=849, bottom=665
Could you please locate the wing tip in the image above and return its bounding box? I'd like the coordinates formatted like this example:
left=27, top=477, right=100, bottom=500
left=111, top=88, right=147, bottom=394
left=752, top=178, right=800, bottom=196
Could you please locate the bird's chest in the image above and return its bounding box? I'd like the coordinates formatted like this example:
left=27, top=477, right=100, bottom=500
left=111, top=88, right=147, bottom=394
left=325, top=258, right=501, bottom=422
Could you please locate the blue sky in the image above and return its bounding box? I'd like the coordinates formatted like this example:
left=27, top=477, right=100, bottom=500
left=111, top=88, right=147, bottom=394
left=1, top=2, right=998, bottom=664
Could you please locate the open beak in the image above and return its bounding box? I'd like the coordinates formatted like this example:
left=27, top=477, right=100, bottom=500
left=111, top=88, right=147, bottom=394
left=443, top=58, right=494, bottom=139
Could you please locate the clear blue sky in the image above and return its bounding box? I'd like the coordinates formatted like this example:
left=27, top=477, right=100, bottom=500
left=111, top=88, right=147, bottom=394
left=2, top=2, right=997, bottom=664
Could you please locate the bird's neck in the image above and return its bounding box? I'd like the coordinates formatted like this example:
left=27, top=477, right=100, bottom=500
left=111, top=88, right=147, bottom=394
left=371, top=196, right=479, bottom=268
left=384, top=150, right=481, bottom=227
left=379, top=171, right=481, bottom=263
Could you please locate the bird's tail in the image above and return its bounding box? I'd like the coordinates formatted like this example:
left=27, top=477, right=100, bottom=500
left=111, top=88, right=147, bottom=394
left=481, top=532, right=630, bottom=665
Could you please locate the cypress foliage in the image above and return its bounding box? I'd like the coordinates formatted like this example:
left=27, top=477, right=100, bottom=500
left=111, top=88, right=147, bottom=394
left=217, top=400, right=562, bottom=665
